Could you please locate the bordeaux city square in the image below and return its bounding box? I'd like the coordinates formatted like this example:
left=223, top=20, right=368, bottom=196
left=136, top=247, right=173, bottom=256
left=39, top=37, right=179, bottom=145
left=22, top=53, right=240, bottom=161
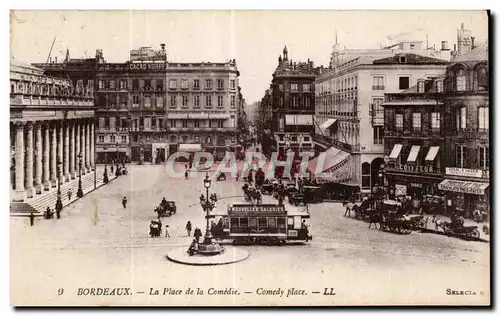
left=9, top=10, right=490, bottom=306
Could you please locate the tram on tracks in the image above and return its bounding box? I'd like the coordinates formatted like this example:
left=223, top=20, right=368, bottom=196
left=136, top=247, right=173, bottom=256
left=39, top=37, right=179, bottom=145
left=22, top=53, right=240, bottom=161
left=206, top=203, right=312, bottom=245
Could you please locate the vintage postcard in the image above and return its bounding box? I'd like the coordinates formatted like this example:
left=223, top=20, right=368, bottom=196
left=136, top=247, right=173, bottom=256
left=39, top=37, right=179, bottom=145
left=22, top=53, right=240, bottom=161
left=9, top=10, right=490, bottom=306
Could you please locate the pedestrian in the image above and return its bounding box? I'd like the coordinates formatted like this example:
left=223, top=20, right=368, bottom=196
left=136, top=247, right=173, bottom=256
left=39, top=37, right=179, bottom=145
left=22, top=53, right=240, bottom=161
left=67, top=189, right=72, bottom=201
left=56, top=208, right=61, bottom=219
left=236, top=171, right=240, bottom=182
left=185, top=170, right=189, bottom=180
left=45, top=206, right=52, bottom=219
left=301, top=220, right=309, bottom=242
left=194, top=227, right=202, bottom=244
left=165, top=225, right=170, bottom=238
left=29, top=212, right=35, bottom=227
left=186, top=221, right=192, bottom=237
left=111, top=164, right=114, bottom=173
left=185, top=163, right=188, bottom=170
left=122, top=196, right=127, bottom=209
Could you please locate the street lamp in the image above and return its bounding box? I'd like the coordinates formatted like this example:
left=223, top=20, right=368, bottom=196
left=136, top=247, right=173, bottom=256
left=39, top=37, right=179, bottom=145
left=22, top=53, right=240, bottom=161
left=115, top=141, right=120, bottom=176
left=77, top=152, right=84, bottom=198
left=197, top=173, right=224, bottom=255
left=55, top=159, right=63, bottom=217
left=103, top=146, right=109, bottom=183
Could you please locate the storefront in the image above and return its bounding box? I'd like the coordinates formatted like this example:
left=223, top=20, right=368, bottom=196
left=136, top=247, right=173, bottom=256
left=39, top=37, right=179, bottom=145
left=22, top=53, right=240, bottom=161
left=438, top=179, right=490, bottom=216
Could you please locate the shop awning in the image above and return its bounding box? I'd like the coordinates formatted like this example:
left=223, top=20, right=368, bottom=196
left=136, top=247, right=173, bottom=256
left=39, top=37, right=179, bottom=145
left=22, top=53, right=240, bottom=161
left=319, top=119, right=337, bottom=133
left=425, top=146, right=440, bottom=161
left=307, top=147, right=350, bottom=176
left=407, top=145, right=421, bottom=163
left=389, top=144, right=403, bottom=160
left=438, top=179, right=489, bottom=195
left=178, top=143, right=202, bottom=152
left=314, top=155, right=352, bottom=184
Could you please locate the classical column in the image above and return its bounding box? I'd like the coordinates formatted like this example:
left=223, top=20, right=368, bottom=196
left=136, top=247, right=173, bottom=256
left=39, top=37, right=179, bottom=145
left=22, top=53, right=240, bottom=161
left=42, top=122, right=50, bottom=191
left=64, top=122, right=70, bottom=181
left=13, top=122, right=25, bottom=201
left=69, top=122, right=76, bottom=179
left=90, top=122, right=95, bottom=170
left=24, top=122, right=35, bottom=198
left=75, top=122, right=81, bottom=175
left=81, top=122, right=86, bottom=174
left=50, top=124, right=57, bottom=187
left=57, top=123, right=63, bottom=186
left=85, top=121, right=90, bottom=171
left=34, top=123, right=43, bottom=194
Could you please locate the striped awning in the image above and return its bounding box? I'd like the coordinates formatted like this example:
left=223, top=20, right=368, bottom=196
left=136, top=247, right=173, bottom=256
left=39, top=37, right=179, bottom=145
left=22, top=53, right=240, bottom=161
left=319, top=119, right=337, bottom=133
left=438, top=179, right=489, bottom=195
left=425, top=146, right=440, bottom=161
left=307, top=147, right=350, bottom=176
left=178, top=143, right=202, bottom=152
left=389, top=144, right=403, bottom=160
left=407, top=145, right=421, bottom=163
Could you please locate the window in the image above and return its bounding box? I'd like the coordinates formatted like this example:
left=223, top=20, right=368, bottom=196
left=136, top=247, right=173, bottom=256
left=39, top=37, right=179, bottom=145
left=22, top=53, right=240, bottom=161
left=476, top=67, right=488, bottom=91
left=110, top=135, right=116, bottom=143
left=144, top=95, right=151, bottom=107
left=373, top=126, right=383, bottom=145
left=205, top=79, right=212, bottom=89
left=230, top=95, right=236, bottom=108
left=478, top=107, right=489, bottom=130
left=144, top=79, right=151, bottom=90
left=230, top=79, right=236, bottom=90
left=479, top=147, right=489, bottom=169
left=431, top=112, right=440, bottom=131
left=456, top=69, right=466, bottom=91
left=362, top=162, right=371, bottom=189
left=231, top=218, right=239, bottom=228
left=194, top=79, right=200, bottom=89
left=169, top=79, right=177, bottom=89
left=156, top=95, right=163, bottom=107
left=279, top=84, right=284, bottom=91
left=108, top=80, right=116, bottom=90
left=456, top=107, right=467, bottom=130
left=399, top=77, right=410, bottom=90
left=194, top=95, right=200, bottom=108
left=132, top=95, right=139, bottom=107
left=258, top=217, right=268, bottom=228
left=182, top=120, right=188, bottom=128
left=436, top=80, right=443, bottom=93
left=417, top=81, right=424, bottom=93
left=372, top=98, right=383, bottom=114
left=121, top=135, right=127, bottom=143
left=217, top=95, right=224, bottom=108
left=277, top=217, right=286, bottom=229
left=170, top=120, right=176, bottom=128
left=98, top=135, right=104, bottom=143
left=156, top=79, right=163, bottom=91
left=98, top=80, right=105, bottom=90
left=291, top=96, right=297, bottom=108
left=119, top=80, right=127, bottom=90
left=170, top=95, right=177, bottom=108
left=132, top=79, right=139, bottom=91
left=217, top=79, right=224, bottom=90
left=205, top=95, right=212, bottom=107
left=181, top=79, right=188, bottom=90
left=303, top=136, right=310, bottom=142
left=399, top=56, right=406, bottom=63
left=268, top=218, right=276, bottom=228
left=158, top=119, right=163, bottom=129
left=395, top=113, right=404, bottom=131
left=456, top=145, right=464, bottom=168
left=249, top=218, right=257, bottom=228
left=412, top=112, right=421, bottom=132
left=194, top=120, right=200, bottom=128
left=151, top=117, right=156, bottom=128
left=182, top=95, right=189, bottom=108
left=217, top=120, right=224, bottom=128
left=302, top=83, right=310, bottom=92
left=104, top=117, right=110, bottom=128
left=372, top=76, right=384, bottom=90
left=291, top=84, right=298, bottom=92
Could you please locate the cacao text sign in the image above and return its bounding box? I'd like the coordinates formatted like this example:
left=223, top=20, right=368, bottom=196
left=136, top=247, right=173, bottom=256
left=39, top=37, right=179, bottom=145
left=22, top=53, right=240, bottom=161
left=129, top=63, right=166, bottom=71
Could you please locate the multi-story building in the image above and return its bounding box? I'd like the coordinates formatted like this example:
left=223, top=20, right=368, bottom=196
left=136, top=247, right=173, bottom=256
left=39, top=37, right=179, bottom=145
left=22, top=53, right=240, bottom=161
left=10, top=60, right=95, bottom=204
left=34, top=45, right=241, bottom=163
left=271, top=46, right=321, bottom=157
left=382, top=76, right=446, bottom=200
left=439, top=43, right=489, bottom=216
left=314, top=43, right=449, bottom=193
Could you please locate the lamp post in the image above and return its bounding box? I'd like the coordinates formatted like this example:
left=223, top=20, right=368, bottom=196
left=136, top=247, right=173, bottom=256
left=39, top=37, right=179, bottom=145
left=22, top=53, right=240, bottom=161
left=103, top=146, right=109, bottom=183
left=197, top=173, right=224, bottom=255
left=77, top=152, right=84, bottom=198
left=55, top=159, right=63, bottom=216
left=115, top=141, right=120, bottom=176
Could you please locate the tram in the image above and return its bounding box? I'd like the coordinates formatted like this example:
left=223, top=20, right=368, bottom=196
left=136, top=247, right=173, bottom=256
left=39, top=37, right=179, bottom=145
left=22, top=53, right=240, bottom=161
left=206, top=203, right=312, bottom=245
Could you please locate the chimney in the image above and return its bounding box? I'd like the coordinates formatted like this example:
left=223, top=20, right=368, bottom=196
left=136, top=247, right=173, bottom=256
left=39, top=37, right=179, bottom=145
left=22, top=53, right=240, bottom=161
left=161, top=43, right=165, bottom=51
left=55, top=56, right=58, bottom=63
left=471, top=37, right=475, bottom=49
left=49, top=57, right=52, bottom=63
left=454, top=44, right=457, bottom=51
left=441, top=41, right=448, bottom=50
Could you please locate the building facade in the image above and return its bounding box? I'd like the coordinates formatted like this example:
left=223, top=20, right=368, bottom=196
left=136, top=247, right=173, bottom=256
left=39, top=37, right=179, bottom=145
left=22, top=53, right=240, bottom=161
left=270, top=46, right=320, bottom=157
left=382, top=76, right=446, bottom=201
left=315, top=46, right=448, bottom=193
left=10, top=60, right=95, bottom=202
left=34, top=46, right=241, bottom=163
left=439, top=44, right=489, bottom=216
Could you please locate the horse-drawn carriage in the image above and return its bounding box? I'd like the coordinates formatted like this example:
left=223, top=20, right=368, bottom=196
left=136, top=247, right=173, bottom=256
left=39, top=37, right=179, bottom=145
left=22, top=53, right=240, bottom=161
left=216, top=172, right=227, bottom=181
left=440, top=222, right=480, bottom=239
left=242, top=185, right=262, bottom=204
left=154, top=200, right=177, bottom=217
left=149, top=220, right=162, bottom=237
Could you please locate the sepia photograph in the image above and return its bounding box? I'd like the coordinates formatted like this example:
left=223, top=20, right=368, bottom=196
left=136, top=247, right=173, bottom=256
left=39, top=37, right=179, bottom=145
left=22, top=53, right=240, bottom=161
left=9, top=9, right=490, bottom=306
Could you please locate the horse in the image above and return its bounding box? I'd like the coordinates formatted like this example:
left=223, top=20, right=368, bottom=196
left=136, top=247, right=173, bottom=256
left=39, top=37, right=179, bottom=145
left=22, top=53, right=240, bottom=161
left=343, top=201, right=356, bottom=217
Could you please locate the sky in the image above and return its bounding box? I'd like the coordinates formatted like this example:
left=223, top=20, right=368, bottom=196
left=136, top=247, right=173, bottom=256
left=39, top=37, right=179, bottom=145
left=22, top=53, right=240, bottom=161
left=10, top=10, right=488, bottom=104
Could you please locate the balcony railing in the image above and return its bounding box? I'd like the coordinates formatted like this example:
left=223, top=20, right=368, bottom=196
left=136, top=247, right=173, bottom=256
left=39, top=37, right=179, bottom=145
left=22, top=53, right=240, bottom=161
left=10, top=94, right=93, bottom=107
left=372, top=85, right=385, bottom=90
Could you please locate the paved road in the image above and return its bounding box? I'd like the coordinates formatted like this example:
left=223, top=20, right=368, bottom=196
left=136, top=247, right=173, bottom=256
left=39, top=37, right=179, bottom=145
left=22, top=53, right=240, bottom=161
left=11, top=164, right=490, bottom=306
